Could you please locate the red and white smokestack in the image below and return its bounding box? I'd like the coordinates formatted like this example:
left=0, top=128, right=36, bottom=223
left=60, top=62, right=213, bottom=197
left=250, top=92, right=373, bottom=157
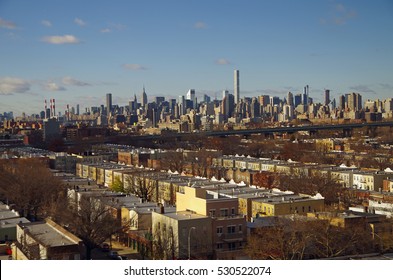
left=50, top=99, right=53, bottom=118
left=45, top=99, right=47, bottom=119
left=53, top=99, right=56, bottom=117
left=67, top=104, right=70, bottom=121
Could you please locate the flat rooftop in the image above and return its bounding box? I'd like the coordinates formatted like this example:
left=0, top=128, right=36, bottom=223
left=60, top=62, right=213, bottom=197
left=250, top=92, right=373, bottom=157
left=19, top=221, right=80, bottom=247
left=0, top=217, right=30, bottom=229
left=159, top=211, right=210, bottom=221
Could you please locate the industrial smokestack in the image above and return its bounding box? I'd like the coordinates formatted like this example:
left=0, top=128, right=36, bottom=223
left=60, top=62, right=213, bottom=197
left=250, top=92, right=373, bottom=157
left=44, top=99, right=47, bottom=119
left=67, top=104, right=70, bottom=121
left=53, top=98, right=56, bottom=117
left=50, top=99, right=53, bottom=118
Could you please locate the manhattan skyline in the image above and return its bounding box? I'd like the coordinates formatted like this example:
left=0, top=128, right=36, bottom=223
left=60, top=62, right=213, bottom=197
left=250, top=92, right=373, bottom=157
left=1, top=0, right=392, bottom=115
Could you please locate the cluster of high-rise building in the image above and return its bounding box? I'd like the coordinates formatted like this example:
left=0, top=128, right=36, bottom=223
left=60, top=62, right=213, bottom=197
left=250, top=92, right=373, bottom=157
left=2, top=70, right=393, bottom=135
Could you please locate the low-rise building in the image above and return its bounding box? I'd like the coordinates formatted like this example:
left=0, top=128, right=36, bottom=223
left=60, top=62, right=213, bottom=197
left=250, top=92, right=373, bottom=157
left=251, top=193, right=325, bottom=217
left=152, top=210, right=213, bottom=259
left=13, top=219, right=83, bottom=260
left=176, top=185, right=247, bottom=259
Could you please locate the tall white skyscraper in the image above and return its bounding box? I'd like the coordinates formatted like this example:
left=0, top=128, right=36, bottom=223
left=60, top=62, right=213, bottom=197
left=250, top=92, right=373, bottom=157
left=234, top=70, right=239, bottom=104
left=186, top=89, right=197, bottom=109
left=186, top=89, right=195, bottom=100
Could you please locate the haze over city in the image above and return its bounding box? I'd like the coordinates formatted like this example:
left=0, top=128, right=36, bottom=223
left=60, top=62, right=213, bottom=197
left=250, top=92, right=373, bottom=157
left=1, top=0, right=392, bottom=116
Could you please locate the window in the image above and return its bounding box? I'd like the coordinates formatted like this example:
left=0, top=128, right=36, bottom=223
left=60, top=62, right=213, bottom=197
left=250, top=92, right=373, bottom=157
left=220, top=208, right=229, bottom=217
left=217, top=227, right=223, bottom=234
left=217, top=243, right=223, bottom=249
left=231, top=208, right=235, bottom=215
left=209, top=209, right=216, bottom=217
left=238, top=225, right=242, bottom=233
left=227, top=226, right=236, bottom=234
left=228, top=242, right=236, bottom=251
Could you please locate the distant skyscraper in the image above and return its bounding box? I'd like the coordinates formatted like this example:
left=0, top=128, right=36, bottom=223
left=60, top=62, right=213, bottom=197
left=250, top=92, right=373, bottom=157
left=186, top=89, right=195, bottom=100
left=221, top=90, right=234, bottom=118
left=76, top=104, right=80, bottom=115
left=347, top=92, right=362, bottom=111
left=155, top=96, right=165, bottom=105
left=234, top=70, right=240, bottom=104
left=179, top=95, right=186, bottom=115
left=339, top=95, right=345, bottom=110
left=287, top=92, right=294, bottom=106
left=106, top=93, right=112, bottom=116
left=141, top=87, right=147, bottom=108
left=259, top=95, right=270, bottom=107
left=186, top=89, right=197, bottom=109
left=294, top=94, right=302, bottom=108
left=324, top=89, right=330, bottom=106
left=270, top=96, right=280, bottom=106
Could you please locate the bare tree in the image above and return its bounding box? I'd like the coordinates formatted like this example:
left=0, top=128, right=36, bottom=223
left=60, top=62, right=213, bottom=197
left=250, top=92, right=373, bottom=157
left=51, top=195, right=126, bottom=259
left=160, top=151, right=186, bottom=173
left=0, top=159, right=65, bottom=220
left=245, top=218, right=318, bottom=260
left=152, top=223, right=177, bottom=260
left=189, top=148, right=213, bottom=177
left=272, top=172, right=343, bottom=206
left=312, top=219, right=375, bottom=258
left=124, top=171, right=156, bottom=202
left=245, top=217, right=376, bottom=260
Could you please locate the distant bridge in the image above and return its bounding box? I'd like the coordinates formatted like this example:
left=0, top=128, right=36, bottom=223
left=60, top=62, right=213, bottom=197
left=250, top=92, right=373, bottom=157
left=203, top=121, right=393, bottom=137
left=124, top=121, right=393, bottom=142
left=63, top=121, right=393, bottom=147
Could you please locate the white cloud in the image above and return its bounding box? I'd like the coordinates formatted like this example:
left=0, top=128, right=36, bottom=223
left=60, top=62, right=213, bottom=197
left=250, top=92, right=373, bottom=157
left=74, top=18, right=86, bottom=26
left=194, top=21, right=207, bottom=29
left=62, top=76, right=90, bottom=86
left=101, top=23, right=125, bottom=33
left=41, top=20, right=52, bottom=27
left=123, top=64, right=148, bottom=71
left=321, top=3, right=357, bottom=26
left=349, top=85, right=376, bottom=94
left=0, top=77, right=30, bottom=95
left=42, top=34, right=80, bottom=44
left=379, top=83, right=393, bottom=90
left=43, top=82, right=66, bottom=91
left=0, top=17, right=16, bottom=29
left=215, top=58, right=231, bottom=65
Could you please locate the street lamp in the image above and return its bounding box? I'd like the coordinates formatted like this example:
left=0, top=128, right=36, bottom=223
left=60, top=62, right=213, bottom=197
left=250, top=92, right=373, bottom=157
left=188, top=226, right=196, bottom=260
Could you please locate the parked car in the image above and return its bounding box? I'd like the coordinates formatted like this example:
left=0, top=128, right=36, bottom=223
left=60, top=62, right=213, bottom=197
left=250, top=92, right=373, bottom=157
left=108, top=251, right=119, bottom=259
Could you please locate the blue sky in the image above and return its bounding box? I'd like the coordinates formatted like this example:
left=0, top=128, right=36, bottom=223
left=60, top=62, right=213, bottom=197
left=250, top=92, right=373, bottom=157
left=1, top=0, right=392, bottom=116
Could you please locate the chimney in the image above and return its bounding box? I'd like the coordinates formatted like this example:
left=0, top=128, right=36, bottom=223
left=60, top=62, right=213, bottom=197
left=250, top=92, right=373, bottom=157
left=53, top=98, right=56, bottom=117
left=50, top=99, right=53, bottom=117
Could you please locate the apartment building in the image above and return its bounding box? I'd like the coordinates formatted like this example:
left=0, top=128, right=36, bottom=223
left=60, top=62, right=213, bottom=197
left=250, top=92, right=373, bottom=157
left=152, top=210, right=213, bottom=259
left=251, top=194, right=325, bottom=217
left=176, top=185, right=247, bottom=259
left=13, top=219, right=83, bottom=260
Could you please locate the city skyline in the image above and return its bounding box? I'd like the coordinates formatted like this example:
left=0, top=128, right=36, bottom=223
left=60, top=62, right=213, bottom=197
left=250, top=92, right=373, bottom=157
left=1, top=0, right=393, bottom=115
